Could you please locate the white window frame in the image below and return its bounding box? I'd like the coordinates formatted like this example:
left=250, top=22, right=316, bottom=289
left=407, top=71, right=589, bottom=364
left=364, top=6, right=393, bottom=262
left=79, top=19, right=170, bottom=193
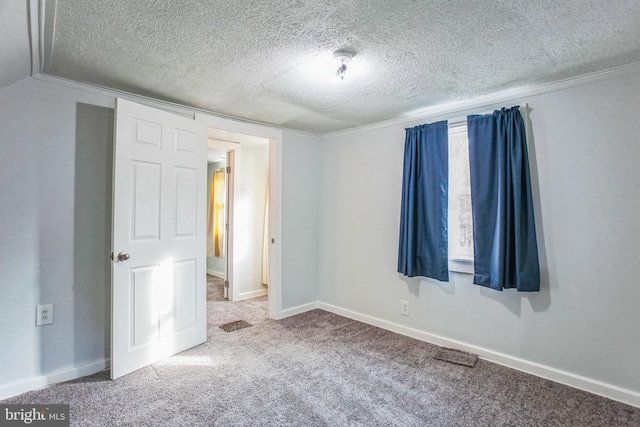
left=448, top=122, right=474, bottom=274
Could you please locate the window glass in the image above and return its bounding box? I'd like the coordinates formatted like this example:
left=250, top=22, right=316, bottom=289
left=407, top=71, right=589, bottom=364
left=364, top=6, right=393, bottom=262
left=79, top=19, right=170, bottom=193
left=448, top=124, right=474, bottom=272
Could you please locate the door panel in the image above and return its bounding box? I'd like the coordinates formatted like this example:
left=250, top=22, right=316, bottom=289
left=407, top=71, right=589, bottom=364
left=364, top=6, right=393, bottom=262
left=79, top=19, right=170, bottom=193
left=130, top=265, right=160, bottom=348
left=174, top=259, right=197, bottom=331
left=112, top=98, right=207, bottom=379
left=131, top=161, right=161, bottom=240
left=174, top=166, right=198, bottom=237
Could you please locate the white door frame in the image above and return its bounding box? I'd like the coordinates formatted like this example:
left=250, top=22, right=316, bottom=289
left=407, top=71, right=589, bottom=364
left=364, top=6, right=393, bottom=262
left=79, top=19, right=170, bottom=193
left=224, top=149, right=234, bottom=300
left=196, top=113, right=283, bottom=319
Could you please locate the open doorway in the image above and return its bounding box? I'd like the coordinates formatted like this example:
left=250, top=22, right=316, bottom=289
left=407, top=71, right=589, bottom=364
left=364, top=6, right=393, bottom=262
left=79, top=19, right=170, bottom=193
left=196, top=112, right=282, bottom=320
left=206, top=131, right=270, bottom=323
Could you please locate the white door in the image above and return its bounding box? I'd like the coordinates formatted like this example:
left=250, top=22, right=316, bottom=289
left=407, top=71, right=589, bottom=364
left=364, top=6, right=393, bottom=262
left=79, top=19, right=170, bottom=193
left=111, top=98, right=207, bottom=379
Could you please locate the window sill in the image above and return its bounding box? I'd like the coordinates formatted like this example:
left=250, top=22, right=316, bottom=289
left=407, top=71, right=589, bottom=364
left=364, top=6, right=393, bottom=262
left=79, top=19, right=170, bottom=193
left=449, top=258, right=474, bottom=274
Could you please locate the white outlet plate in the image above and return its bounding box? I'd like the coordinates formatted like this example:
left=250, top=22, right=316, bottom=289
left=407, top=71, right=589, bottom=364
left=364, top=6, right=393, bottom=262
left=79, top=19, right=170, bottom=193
left=36, top=304, right=54, bottom=326
left=400, top=300, right=410, bottom=316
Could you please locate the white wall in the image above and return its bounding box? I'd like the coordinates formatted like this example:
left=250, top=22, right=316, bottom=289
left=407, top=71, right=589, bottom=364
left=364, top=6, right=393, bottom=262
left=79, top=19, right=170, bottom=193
left=317, top=69, right=640, bottom=401
left=0, top=0, right=32, bottom=89
left=0, top=78, right=114, bottom=392
left=4, top=54, right=637, bottom=409
left=0, top=76, right=321, bottom=397
left=280, top=130, right=321, bottom=310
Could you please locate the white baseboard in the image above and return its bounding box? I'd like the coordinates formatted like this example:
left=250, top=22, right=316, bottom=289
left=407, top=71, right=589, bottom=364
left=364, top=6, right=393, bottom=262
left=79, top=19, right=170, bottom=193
left=280, top=301, right=319, bottom=318
left=317, top=302, right=640, bottom=409
left=206, top=269, right=225, bottom=279
left=0, top=359, right=109, bottom=400
left=4, top=305, right=638, bottom=408
left=235, top=288, right=268, bottom=301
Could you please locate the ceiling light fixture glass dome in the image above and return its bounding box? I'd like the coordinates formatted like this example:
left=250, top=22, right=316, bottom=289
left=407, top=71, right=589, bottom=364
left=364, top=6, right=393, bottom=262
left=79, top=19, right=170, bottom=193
left=333, top=50, right=354, bottom=80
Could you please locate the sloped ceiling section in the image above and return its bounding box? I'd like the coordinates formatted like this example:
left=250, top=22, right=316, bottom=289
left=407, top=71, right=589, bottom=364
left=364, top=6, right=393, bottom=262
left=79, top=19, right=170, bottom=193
left=44, top=0, right=640, bottom=134
left=0, top=0, right=32, bottom=89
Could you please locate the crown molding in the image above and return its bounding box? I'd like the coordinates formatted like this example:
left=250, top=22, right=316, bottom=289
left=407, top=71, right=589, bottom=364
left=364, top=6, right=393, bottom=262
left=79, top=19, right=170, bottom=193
left=32, top=72, right=324, bottom=142
left=28, top=0, right=41, bottom=76
left=321, top=61, right=640, bottom=140
left=281, top=127, right=323, bottom=140
left=30, top=59, right=640, bottom=140
left=30, top=72, right=284, bottom=127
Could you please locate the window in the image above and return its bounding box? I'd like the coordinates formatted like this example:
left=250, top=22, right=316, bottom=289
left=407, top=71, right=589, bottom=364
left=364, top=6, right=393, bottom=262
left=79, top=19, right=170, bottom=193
left=399, top=107, right=538, bottom=287
left=448, top=123, right=474, bottom=274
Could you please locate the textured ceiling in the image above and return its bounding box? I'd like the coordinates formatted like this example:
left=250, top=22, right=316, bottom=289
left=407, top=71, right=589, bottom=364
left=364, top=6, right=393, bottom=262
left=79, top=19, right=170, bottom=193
left=45, top=0, right=640, bottom=134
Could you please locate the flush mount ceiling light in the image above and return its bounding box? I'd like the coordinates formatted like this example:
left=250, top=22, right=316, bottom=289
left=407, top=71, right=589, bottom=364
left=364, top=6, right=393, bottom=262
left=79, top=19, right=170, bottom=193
left=333, top=50, right=354, bottom=80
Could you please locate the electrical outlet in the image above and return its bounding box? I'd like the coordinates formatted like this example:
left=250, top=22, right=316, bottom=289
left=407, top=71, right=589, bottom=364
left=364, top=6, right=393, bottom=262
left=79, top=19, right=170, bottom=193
left=400, top=300, right=410, bottom=316
left=36, top=304, right=54, bottom=326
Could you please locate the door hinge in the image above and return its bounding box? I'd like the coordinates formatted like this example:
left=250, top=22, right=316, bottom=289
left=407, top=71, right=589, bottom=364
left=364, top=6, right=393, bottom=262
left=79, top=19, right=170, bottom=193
left=225, top=223, right=229, bottom=231
left=110, top=252, right=114, bottom=260
left=224, top=280, right=229, bottom=288
left=226, top=166, right=231, bottom=174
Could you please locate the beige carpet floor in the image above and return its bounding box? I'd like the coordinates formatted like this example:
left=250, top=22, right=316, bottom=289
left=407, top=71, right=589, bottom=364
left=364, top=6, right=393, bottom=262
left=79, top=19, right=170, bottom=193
left=207, top=274, right=226, bottom=303
left=2, top=278, right=639, bottom=426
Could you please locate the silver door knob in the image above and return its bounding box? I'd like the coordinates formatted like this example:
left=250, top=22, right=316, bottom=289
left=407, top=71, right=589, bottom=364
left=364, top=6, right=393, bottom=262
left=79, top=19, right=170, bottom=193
left=117, top=251, right=130, bottom=262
